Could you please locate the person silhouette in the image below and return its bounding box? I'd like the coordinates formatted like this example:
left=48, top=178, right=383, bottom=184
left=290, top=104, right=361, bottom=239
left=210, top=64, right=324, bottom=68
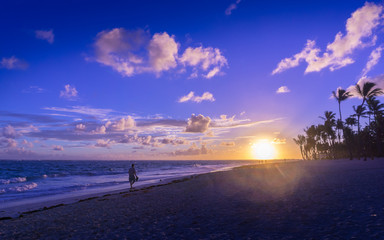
left=128, top=164, right=138, bottom=189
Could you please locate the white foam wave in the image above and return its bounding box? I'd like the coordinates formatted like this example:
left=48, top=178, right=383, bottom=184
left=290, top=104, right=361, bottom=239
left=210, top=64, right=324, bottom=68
left=12, top=177, right=27, bottom=183
left=8, top=183, right=38, bottom=192
left=0, top=177, right=27, bottom=185
left=0, top=179, right=10, bottom=185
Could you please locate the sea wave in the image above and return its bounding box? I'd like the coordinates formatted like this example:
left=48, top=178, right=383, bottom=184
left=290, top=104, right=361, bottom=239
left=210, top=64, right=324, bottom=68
left=0, top=177, right=27, bottom=185
left=8, top=183, right=38, bottom=192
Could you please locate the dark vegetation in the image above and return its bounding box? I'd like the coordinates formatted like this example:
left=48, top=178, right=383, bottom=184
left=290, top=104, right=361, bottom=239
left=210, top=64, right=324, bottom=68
left=294, top=81, right=384, bottom=160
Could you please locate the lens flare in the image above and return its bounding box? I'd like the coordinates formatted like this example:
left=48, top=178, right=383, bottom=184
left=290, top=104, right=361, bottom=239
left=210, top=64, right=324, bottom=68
left=251, top=140, right=276, bottom=160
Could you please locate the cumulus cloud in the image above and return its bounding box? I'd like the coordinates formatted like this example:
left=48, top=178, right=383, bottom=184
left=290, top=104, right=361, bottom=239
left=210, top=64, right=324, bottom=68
left=362, top=46, right=383, bottom=77
left=276, top=86, right=290, bottom=94
left=53, top=145, right=64, bottom=151
left=173, top=143, right=210, bottom=155
left=108, top=116, right=135, bottom=131
left=91, top=28, right=227, bottom=78
left=116, top=134, right=156, bottom=147
left=95, top=139, right=113, bottom=148
left=76, top=124, right=86, bottom=130
left=93, top=28, right=147, bottom=77
left=272, top=2, right=383, bottom=74
left=0, top=56, right=28, bottom=70
left=21, top=139, right=33, bottom=148
left=92, top=125, right=106, bottom=134
left=35, top=29, right=54, bottom=44
left=60, top=84, right=78, bottom=100
left=148, top=32, right=178, bottom=72
left=0, top=138, right=17, bottom=148
left=225, top=0, right=241, bottom=15
left=179, top=46, right=227, bottom=78
left=178, top=91, right=215, bottom=103
left=159, top=137, right=188, bottom=145
left=185, top=114, right=211, bottom=133
left=2, top=125, right=19, bottom=139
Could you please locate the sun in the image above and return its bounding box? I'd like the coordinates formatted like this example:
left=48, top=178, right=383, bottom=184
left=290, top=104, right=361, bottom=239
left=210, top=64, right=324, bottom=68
left=251, top=140, right=276, bottom=160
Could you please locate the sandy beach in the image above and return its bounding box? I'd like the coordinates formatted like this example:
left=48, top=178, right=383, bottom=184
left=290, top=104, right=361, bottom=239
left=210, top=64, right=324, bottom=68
left=1, top=159, right=384, bottom=239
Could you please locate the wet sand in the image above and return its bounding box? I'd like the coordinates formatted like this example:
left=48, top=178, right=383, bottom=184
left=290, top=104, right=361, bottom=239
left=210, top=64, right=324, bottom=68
left=1, top=159, right=384, bottom=239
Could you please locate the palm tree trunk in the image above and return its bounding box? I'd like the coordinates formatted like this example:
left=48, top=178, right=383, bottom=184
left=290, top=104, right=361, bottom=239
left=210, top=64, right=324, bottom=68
left=337, top=102, right=342, bottom=143
left=357, top=115, right=361, bottom=160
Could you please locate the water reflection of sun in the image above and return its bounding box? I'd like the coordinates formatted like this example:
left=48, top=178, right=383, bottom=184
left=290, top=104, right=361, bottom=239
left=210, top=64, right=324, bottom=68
left=251, top=140, right=276, bottom=160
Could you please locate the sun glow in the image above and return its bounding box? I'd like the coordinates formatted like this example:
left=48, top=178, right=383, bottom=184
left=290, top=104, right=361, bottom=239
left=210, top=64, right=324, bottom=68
left=251, top=140, right=276, bottom=160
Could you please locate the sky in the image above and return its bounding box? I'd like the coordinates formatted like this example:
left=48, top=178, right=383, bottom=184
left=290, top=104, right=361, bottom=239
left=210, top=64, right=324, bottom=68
left=1, top=0, right=384, bottom=160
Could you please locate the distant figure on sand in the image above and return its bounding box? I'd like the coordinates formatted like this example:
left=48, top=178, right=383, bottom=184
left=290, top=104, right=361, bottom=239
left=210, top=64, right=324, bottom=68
left=129, top=164, right=138, bottom=189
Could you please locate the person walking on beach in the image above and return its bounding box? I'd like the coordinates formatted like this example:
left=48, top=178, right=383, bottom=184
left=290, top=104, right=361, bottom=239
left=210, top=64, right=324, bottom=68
left=129, top=164, right=138, bottom=189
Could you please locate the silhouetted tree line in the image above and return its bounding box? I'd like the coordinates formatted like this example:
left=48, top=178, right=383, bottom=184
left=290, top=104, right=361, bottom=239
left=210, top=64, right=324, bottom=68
left=294, top=81, right=384, bottom=160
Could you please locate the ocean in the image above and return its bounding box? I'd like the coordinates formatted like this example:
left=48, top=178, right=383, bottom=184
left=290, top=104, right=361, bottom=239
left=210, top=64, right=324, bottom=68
left=0, top=160, right=257, bottom=209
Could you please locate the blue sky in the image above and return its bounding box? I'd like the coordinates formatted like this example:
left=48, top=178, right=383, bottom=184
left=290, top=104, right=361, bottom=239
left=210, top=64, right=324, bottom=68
left=1, top=0, right=384, bottom=160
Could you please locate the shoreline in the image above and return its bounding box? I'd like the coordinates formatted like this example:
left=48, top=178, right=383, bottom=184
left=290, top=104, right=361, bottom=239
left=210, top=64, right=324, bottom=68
left=0, top=159, right=294, bottom=219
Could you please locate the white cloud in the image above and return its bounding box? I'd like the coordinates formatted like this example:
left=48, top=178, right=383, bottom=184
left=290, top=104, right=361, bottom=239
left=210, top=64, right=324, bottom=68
left=173, top=143, right=210, bottom=155
left=76, top=124, right=86, bottom=130
left=92, top=125, right=107, bottom=134
left=93, top=28, right=147, bottom=77
left=179, top=46, right=227, bottom=78
left=159, top=137, right=188, bottom=145
left=2, top=125, right=18, bottom=138
left=225, top=0, right=241, bottom=15
left=276, top=86, right=290, bottom=94
left=0, top=56, right=28, bottom=70
left=185, top=114, right=211, bottom=133
left=178, top=91, right=215, bottom=103
left=211, top=116, right=283, bottom=129
left=95, top=139, right=113, bottom=148
left=60, top=84, right=78, bottom=100
left=362, top=46, right=383, bottom=77
left=148, top=32, right=178, bottom=72
left=21, top=139, right=33, bottom=148
left=53, top=145, right=64, bottom=151
left=35, top=29, right=54, bottom=44
left=109, top=116, right=135, bottom=131
left=117, top=134, right=154, bottom=146
left=92, top=28, right=227, bottom=79
left=0, top=138, right=17, bottom=148
left=43, top=106, right=113, bottom=118
left=272, top=2, right=383, bottom=74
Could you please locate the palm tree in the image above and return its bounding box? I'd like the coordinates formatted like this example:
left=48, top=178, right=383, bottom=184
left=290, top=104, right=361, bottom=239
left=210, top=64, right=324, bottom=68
left=367, top=96, right=384, bottom=157
left=352, top=105, right=367, bottom=134
left=354, top=82, right=382, bottom=134
left=355, top=81, right=383, bottom=110
left=293, top=135, right=306, bottom=160
left=345, top=116, right=357, bottom=130
left=353, top=105, right=368, bottom=160
left=332, top=88, right=351, bottom=143
left=332, top=87, right=351, bottom=122
left=367, top=96, right=384, bottom=120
